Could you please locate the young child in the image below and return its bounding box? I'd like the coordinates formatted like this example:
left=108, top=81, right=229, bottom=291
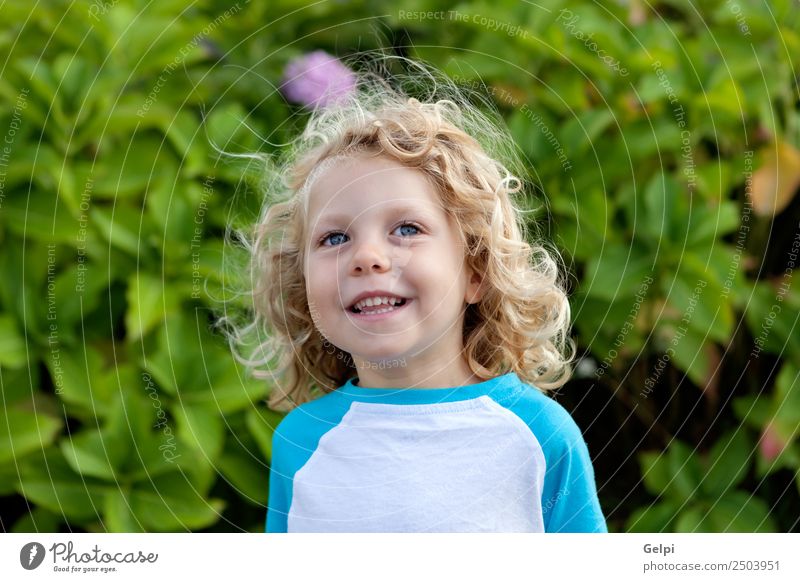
left=227, top=56, right=606, bottom=533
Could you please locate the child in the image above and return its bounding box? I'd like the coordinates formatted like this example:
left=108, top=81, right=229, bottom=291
left=225, top=56, right=606, bottom=533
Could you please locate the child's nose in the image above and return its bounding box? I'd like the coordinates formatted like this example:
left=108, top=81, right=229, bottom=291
left=349, top=240, right=392, bottom=274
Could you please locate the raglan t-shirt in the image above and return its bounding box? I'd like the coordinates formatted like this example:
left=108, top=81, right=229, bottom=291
left=265, top=371, right=607, bottom=533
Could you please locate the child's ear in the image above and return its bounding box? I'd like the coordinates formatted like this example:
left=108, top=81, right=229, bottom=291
left=465, top=268, right=484, bottom=305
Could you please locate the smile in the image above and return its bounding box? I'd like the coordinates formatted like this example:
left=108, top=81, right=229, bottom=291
left=347, top=298, right=413, bottom=321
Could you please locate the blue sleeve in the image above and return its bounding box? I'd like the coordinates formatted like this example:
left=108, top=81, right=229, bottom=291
left=504, top=389, right=607, bottom=533
left=265, top=422, right=290, bottom=533
left=539, top=412, right=607, bottom=533
left=264, top=397, right=349, bottom=533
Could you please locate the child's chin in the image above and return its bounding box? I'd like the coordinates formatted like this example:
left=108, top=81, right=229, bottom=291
left=351, top=345, right=411, bottom=363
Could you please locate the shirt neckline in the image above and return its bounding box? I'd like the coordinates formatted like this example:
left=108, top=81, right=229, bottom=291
left=332, top=371, right=521, bottom=405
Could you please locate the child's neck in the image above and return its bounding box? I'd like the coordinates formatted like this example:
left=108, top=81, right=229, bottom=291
left=353, top=359, right=482, bottom=389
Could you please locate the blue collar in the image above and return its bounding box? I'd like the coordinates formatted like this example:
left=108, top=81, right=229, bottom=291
left=332, top=372, right=522, bottom=405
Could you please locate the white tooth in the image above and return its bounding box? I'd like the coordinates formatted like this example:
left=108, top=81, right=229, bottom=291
left=355, top=296, right=407, bottom=311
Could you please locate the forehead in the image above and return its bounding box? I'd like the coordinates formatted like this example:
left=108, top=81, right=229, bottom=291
left=305, top=155, right=446, bottom=226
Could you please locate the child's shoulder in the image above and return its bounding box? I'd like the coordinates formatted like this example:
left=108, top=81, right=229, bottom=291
left=271, top=389, right=347, bottom=442
left=498, top=375, right=589, bottom=452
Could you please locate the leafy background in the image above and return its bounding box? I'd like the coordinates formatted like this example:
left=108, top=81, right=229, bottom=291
left=0, top=0, right=798, bottom=532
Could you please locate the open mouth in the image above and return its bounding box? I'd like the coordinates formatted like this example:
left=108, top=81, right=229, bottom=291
left=348, top=297, right=409, bottom=315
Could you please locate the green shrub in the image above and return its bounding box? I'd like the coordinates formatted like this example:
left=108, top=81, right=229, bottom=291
left=0, top=0, right=797, bottom=532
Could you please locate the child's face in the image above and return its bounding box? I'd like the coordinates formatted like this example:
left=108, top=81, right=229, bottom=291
left=303, top=154, right=482, bottom=378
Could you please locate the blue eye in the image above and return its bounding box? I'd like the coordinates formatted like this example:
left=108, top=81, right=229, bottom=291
left=394, top=223, right=421, bottom=237
left=318, top=222, right=422, bottom=247
left=320, top=232, right=348, bottom=247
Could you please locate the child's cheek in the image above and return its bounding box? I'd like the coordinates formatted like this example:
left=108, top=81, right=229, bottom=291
left=390, top=245, right=414, bottom=271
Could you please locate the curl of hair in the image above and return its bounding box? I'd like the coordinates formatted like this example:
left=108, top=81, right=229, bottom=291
left=216, top=54, right=577, bottom=412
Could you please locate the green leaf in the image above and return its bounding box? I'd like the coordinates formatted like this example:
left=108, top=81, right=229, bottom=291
left=145, top=312, right=268, bottom=411
left=744, top=282, right=800, bottom=356
left=641, top=171, right=687, bottom=249
left=0, top=364, right=40, bottom=408
left=14, top=57, right=58, bottom=110
left=507, top=107, right=565, bottom=175
left=572, top=288, right=649, bottom=362
left=625, top=501, right=677, bottom=532
left=246, top=407, right=285, bottom=463
left=2, top=186, right=81, bottom=245
left=51, top=261, right=111, bottom=336
left=666, top=440, right=702, bottom=500
left=86, top=137, right=179, bottom=200
left=540, top=69, right=588, bottom=112
left=694, top=159, right=734, bottom=202
left=129, top=473, right=224, bottom=531
left=106, top=366, right=161, bottom=447
left=674, top=505, right=714, bottom=532
left=52, top=54, right=90, bottom=112
left=125, top=272, right=179, bottom=342
left=104, top=487, right=145, bottom=532
left=48, top=347, right=111, bottom=417
left=90, top=206, right=143, bottom=257
left=0, top=313, right=28, bottom=368
left=732, top=394, right=773, bottom=430
left=143, top=312, right=204, bottom=394
left=702, top=429, right=752, bottom=496
left=102, top=376, right=203, bottom=482
left=0, top=242, right=46, bottom=342
left=0, top=460, right=19, bottom=495
left=686, top=201, right=740, bottom=246
left=664, top=324, right=712, bottom=388
left=145, top=173, right=201, bottom=256
left=619, top=119, right=682, bottom=163
left=122, top=429, right=199, bottom=482
left=561, top=109, right=616, bottom=157
left=173, top=404, right=224, bottom=460
left=182, top=374, right=270, bottom=414
left=162, top=109, right=204, bottom=164
left=693, top=76, right=744, bottom=123
left=755, top=442, right=800, bottom=479
left=216, top=441, right=269, bottom=505
left=552, top=187, right=611, bottom=261
left=583, top=244, right=654, bottom=301
left=16, top=449, right=107, bottom=522
left=11, top=506, right=63, bottom=533
left=60, top=429, right=119, bottom=480
left=707, top=491, right=776, bottom=532
left=773, top=362, right=800, bottom=427
left=663, top=255, right=733, bottom=344
left=0, top=409, right=62, bottom=464
left=639, top=451, right=671, bottom=496
left=205, top=102, right=254, bottom=153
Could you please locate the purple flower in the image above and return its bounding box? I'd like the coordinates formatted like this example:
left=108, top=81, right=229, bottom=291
left=281, top=50, right=356, bottom=109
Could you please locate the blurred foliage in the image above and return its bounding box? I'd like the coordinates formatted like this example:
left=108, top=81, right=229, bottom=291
left=0, top=0, right=798, bottom=532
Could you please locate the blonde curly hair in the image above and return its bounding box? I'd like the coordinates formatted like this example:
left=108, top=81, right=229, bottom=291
left=219, top=55, right=576, bottom=412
